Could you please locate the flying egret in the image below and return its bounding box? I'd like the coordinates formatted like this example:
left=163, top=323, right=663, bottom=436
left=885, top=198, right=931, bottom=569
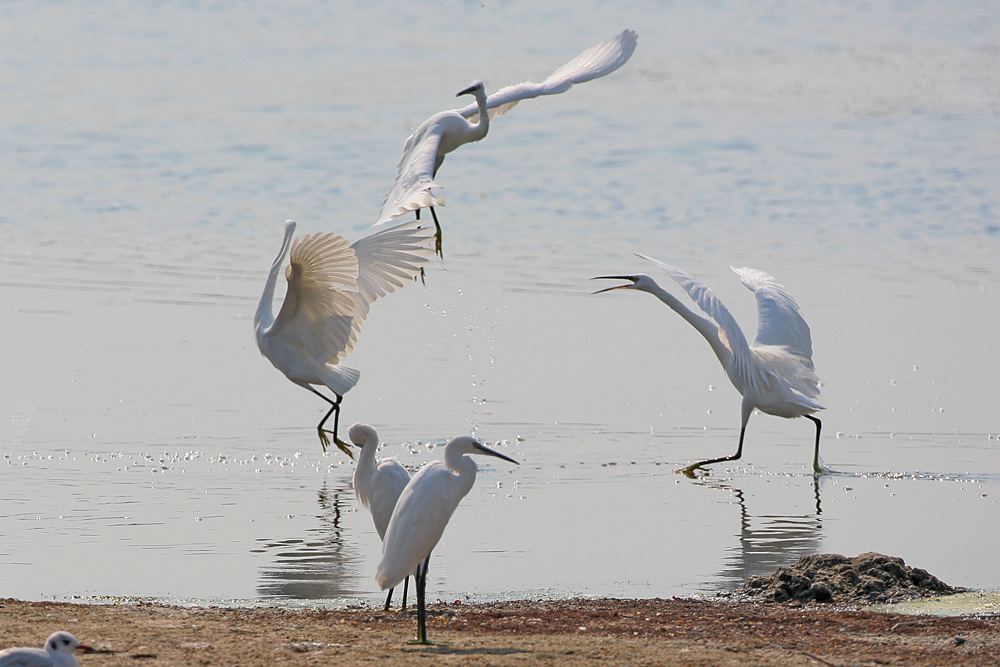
left=350, top=422, right=412, bottom=611
left=376, top=435, right=519, bottom=644
left=375, top=29, right=639, bottom=255
left=0, top=632, right=92, bottom=667
left=255, top=219, right=434, bottom=457
left=593, top=254, right=825, bottom=475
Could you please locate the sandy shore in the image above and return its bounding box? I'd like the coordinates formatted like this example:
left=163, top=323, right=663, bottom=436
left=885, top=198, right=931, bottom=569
left=2, top=597, right=998, bottom=666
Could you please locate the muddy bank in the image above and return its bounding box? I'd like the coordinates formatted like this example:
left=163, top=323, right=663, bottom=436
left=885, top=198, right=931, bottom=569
left=2, top=595, right=998, bottom=666
left=737, top=552, right=962, bottom=604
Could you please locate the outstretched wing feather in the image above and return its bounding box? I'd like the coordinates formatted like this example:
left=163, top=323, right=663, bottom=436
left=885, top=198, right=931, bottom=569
left=458, top=29, right=638, bottom=122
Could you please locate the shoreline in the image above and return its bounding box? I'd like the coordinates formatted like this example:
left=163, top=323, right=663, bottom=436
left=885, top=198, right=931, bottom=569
left=2, top=595, right=998, bottom=666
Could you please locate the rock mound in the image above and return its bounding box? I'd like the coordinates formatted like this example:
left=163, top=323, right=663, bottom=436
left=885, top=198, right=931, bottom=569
left=738, top=552, right=962, bottom=604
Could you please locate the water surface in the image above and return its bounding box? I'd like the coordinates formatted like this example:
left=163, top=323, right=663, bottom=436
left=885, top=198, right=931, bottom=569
left=1, top=0, right=998, bottom=605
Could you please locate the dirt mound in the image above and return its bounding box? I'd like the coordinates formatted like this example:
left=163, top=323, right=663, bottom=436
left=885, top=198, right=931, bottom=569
left=737, top=552, right=962, bottom=604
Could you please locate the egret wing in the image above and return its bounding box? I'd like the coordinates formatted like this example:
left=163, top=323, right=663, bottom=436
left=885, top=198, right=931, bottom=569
left=458, top=29, right=638, bottom=122
left=340, top=219, right=435, bottom=357
left=271, top=232, right=359, bottom=363
left=376, top=462, right=463, bottom=590
left=731, top=267, right=814, bottom=363
left=369, top=459, right=410, bottom=539
left=637, top=253, right=766, bottom=394
left=375, top=123, right=445, bottom=225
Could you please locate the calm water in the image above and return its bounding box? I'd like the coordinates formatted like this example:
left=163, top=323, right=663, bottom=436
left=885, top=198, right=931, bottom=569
left=1, top=1, right=999, bottom=605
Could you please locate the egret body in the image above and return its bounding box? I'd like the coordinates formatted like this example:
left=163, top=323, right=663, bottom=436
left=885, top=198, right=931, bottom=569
left=594, top=254, right=825, bottom=475
left=350, top=423, right=411, bottom=610
left=255, top=219, right=434, bottom=456
left=376, top=29, right=639, bottom=255
left=376, top=436, right=518, bottom=644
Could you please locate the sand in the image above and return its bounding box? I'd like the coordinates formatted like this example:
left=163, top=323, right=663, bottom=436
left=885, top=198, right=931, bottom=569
left=2, top=596, right=998, bottom=666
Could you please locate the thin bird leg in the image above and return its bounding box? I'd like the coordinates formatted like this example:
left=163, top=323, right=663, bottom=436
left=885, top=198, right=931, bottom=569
left=679, top=426, right=747, bottom=477
left=401, top=575, right=409, bottom=610
left=306, top=388, right=353, bottom=459
left=383, top=587, right=395, bottom=612
left=806, top=415, right=824, bottom=473
left=429, top=206, right=443, bottom=258
left=416, top=207, right=444, bottom=258
left=414, top=558, right=430, bottom=644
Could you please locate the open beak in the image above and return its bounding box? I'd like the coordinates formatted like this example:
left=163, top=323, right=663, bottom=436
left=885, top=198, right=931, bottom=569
left=590, top=275, right=637, bottom=294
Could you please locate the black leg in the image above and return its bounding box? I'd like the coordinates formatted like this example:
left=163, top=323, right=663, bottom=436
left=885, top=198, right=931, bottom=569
left=305, top=387, right=353, bottom=458
left=806, top=414, right=824, bottom=473
left=401, top=575, right=409, bottom=610
left=429, top=206, right=443, bottom=258
left=680, top=425, right=747, bottom=477
left=383, top=587, right=395, bottom=611
left=414, top=555, right=431, bottom=644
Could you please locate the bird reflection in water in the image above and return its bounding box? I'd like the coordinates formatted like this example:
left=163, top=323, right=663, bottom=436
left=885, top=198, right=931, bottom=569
left=253, top=479, right=367, bottom=599
left=696, top=474, right=829, bottom=592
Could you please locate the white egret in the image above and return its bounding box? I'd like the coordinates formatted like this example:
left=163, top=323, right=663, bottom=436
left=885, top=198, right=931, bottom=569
left=0, top=632, right=92, bottom=667
left=375, top=435, right=519, bottom=644
left=593, top=254, right=825, bottom=475
left=375, top=29, right=639, bottom=255
left=255, top=219, right=434, bottom=457
left=350, top=422, right=411, bottom=611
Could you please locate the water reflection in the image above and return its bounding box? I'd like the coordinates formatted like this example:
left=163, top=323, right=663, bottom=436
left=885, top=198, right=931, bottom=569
left=253, top=478, right=367, bottom=599
left=698, top=475, right=827, bottom=591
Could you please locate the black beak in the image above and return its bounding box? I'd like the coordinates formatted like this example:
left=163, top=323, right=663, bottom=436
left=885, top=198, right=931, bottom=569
left=590, top=275, right=636, bottom=294
left=457, top=84, right=479, bottom=96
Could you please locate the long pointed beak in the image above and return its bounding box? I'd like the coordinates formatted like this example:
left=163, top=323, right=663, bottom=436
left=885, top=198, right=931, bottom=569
left=475, top=442, right=519, bottom=465
left=456, top=84, right=479, bottom=96
left=590, top=275, right=636, bottom=294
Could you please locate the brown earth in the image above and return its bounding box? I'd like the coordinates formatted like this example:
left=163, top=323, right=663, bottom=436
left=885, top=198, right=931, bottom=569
left=2, top=596, right=999, bottom=666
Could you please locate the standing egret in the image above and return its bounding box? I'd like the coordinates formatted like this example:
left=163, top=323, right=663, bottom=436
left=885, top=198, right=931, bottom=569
left=0, top=631, right=92, bottom=667
left=255, top=219, right=434, bottom=457
left=375, top=29, right=639, bottom=255
left=593, top=254, right=825, bottom=475
left=350, top=422, right=411, bottom=611
left=376, top=436, right=519, bottom=644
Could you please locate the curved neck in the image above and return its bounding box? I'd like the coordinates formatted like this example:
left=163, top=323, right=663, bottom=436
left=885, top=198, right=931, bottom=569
left=444, top=448, right=478, bottom=499
left=469, top=89, right=490, bottom=140
left=643, top=283, right=731, bottom=365
left=353, top=435, right=378, bottom=504
left=255, top=226, right=295, bottom=332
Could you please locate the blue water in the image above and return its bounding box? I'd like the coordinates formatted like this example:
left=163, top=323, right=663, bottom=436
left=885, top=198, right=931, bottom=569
left=1, top=0, right=998, bottom=605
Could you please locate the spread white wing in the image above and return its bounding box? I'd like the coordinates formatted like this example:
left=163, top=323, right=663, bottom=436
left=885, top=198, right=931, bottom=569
left=458, top=29, right=638, bottom=122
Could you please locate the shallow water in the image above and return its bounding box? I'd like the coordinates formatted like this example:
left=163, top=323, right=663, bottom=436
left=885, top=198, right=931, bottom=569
left=1, top=1, right=999, bottom=606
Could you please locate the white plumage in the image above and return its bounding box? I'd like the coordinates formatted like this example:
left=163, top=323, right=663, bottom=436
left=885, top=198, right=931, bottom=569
left=0, top=632, right=91, bottom=667
left=593, top=254, right=825, bottom=474
left=375, top=29, right=639, bottom=232
left=350, top=422, right=412, bottom=610
left=375, top=435, right=518, bottom=644
left=255, top=219, right=434, bottom=456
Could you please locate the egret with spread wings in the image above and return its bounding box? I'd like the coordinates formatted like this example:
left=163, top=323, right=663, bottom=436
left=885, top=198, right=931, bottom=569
left=375, top=29, right=638, bottom=256
left=255, top=219, right=434, bottom=457
left=594, top=254, right=826, bottom=475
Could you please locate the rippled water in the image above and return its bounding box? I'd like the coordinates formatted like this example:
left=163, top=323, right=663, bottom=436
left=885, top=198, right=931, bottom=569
left=1, top=0, right=998, bottom=605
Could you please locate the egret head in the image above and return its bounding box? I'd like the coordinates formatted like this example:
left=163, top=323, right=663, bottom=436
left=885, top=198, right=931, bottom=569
left=446, top=435, right=519, bottom=465
left=46, top=632, right=91, bottom=656
left=590, top=274, right=657, bottom=294
left=348, top=423, right=378, bottom=448
left=456, top=80, right=486, bottom=97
